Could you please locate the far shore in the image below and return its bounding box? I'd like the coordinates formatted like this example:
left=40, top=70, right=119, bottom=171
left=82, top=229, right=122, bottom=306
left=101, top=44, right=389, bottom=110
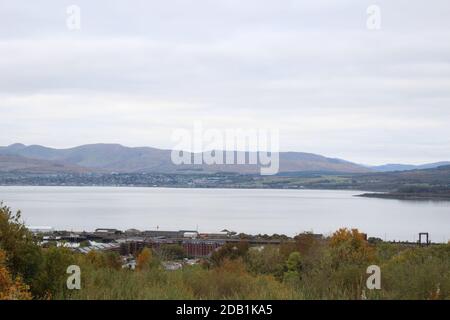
left=357, top=192, right=450, bottom=201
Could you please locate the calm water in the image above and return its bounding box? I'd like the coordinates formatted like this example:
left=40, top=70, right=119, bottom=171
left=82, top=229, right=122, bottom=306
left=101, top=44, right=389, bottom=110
left=0, top=186, right=449, bottom=242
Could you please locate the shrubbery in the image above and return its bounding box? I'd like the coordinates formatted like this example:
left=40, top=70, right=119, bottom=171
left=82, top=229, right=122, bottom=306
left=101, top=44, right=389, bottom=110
left=1, top=203, right=449, bottom=300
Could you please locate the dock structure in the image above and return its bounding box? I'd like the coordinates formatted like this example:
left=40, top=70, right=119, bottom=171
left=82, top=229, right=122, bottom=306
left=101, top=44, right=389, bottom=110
left=418, top=232, right=430, bottom=246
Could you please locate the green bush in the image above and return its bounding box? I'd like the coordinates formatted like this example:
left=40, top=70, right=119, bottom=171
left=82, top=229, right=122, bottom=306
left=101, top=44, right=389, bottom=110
left=0, top=203, right=44, bottom=297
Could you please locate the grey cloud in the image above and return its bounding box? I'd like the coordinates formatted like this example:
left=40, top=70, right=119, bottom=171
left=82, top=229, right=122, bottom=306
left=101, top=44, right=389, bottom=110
left=1, top=0, right=450, bottom=164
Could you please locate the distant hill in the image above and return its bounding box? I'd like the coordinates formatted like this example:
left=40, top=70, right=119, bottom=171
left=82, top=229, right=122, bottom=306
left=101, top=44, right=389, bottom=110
left=350, top=164, right=450, bottom=192
left=0, top=143, right=370, bottom=174
left=353, top=165, right=450, bottom=199
left=371, top=162, right=450, bottom=172
left=0, top=154, right=91, bottom=174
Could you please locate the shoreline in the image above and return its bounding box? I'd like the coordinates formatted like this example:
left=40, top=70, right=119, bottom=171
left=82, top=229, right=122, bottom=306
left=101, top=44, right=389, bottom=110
left=357, top=192, right=450, bottom=201
left=0, top=183, right=370, bottom=193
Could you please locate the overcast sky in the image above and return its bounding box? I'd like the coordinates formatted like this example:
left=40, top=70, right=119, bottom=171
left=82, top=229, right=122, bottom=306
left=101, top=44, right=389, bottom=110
left=1, top=0, right=450, bottom=165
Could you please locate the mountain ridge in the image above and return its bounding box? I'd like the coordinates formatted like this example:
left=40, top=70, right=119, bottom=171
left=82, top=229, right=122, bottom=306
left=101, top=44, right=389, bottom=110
left=0, top=143, right=370, bottom=174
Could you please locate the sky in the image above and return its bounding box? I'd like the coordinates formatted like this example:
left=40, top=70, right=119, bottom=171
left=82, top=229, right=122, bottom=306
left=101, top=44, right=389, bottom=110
left=1, top=0, right=450, bottom=165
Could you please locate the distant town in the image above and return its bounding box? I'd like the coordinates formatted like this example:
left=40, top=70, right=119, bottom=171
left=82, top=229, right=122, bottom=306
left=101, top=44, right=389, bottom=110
left=3, top=165, right=450, bottom=200
left=29, top=225, right=439, bottom=272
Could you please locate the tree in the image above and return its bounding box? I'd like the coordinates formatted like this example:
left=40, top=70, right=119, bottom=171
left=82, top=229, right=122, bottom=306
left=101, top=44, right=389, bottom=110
left=283, top=252, right=302, bottom=286
left=210, top=241, right=249, bottom=267
left=33, top=247, right=75, bottom=298
left=328, top=228, right=375, bottom=299
left=158, top=244, right=185, bottom=260
left=104, top=252, right=122, bottom=270
left=294, top=232, right=320, bottom=255
left=136, top=248, right=153, bottom=271
left=0, top=203, right=43, bottom=295
left=84, top=250, right=122, bottom=270
left=286, top=252, right=302, bottom=272
left=0, top=249, right=32, bottom=300
left=329, top=228, right=375, bottom=267
left=247, top=246, right=284, bottom=278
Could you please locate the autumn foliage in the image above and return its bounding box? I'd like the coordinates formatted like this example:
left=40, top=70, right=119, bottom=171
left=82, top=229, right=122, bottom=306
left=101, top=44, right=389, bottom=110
left=330, top=228, right=375, bottom=266
left=0, top=250, right=32, bottom=300
left=136, top=248, right=153, bottom=271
